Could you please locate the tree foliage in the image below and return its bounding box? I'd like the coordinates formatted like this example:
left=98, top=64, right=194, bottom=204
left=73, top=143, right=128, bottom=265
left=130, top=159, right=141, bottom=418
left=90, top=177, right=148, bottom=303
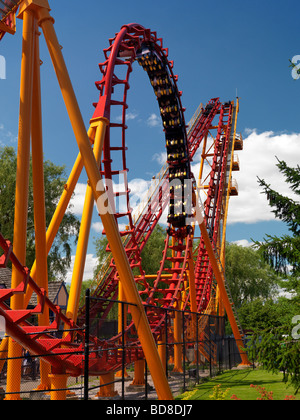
left=0, top=146, right=80, bottom=281
left=140, top=224, right=171, bottom=275
left=93, top=224, right=171, bottom=279
left=256, top=158, right=300, bottom=285
left=247, top=325, right=300, bottom=394
left=225, top=242, right=278, bottom=309
left=245, top=158, right=300, bottom=393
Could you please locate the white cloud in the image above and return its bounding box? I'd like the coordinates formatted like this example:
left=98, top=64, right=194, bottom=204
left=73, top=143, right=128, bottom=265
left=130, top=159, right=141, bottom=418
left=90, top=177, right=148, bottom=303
left=92, top=221, right=103, bottom=233
left=231, top=239, right=254, bottom=247
left=70, top=131, right=300, bottom=234
left=116, top=112, right=138, bottom=122
left=68, top=182, right=88, bottom=216
left=227, top=130, right=300, bottom=225
left=152, top=151, right=167, bottom=166
left=127, top=112, right=139, bottom=121
left=65, top=253, right=98, bottom=284
left=0, top=123, right=17, bottom=145
left=147, top=113, right=161, bottom=128
left=91, top=178, right=152, bottom=232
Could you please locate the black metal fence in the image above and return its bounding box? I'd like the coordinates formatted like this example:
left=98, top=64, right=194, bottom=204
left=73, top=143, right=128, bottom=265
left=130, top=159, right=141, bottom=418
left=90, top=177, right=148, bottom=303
left=0, top=289, right=252, bottom=400
left=83, top=290, right=251, bottom=400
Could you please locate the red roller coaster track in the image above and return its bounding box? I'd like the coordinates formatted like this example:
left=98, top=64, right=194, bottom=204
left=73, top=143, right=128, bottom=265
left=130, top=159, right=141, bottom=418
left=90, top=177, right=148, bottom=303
left=0, top=17, right=246, bottom=396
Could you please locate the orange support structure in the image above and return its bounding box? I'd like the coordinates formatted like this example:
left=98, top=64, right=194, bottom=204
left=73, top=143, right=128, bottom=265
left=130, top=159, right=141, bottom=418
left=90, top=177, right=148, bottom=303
left=0, top=0, right=250, bottom=402
left=35, top=1, right=173, bottom=400
left=6, top=7, right=35, bottom=400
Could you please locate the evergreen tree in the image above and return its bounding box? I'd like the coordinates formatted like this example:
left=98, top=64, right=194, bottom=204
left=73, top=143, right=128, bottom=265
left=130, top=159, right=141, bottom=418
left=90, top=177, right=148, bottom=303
left=256, top=157, right=300, bottom=302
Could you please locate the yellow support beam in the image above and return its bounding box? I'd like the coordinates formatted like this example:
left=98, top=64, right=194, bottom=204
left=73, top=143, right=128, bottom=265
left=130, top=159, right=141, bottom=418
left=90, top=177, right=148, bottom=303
left=66, top=118, right=107, bottom=324
left=31, top=17, right=51, bottom=390
left=6, top=8, right=35, bottom=400
left=34, top=1, right=173, bottom=399
left=219, top=98, right=240, bottom=317
left=194, top=195, right=250, bottom=366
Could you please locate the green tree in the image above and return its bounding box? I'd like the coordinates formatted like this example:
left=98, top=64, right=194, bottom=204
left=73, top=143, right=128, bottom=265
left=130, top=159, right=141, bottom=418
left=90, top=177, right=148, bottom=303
left=225, top=242, right=278, bottom=309
left=247, top=324, right=300, bottom=394
left=237, top=298, right=290, bottom=331
left=256, top=158, right=300, bottom=306
left=93, top=224, right=171, bottom=277
left=140, top=224, right=171, bottom=275
left=93, top=235, right=109, bottom=278
left=0, top=146, right=80, bottom=281
left=245, top=158, right=300, bottom=394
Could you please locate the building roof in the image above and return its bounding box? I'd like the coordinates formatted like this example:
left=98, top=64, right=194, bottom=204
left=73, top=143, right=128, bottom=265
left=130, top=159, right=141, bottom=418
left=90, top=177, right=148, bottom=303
left=0, top=267, right=68, bottom=309
left=0, top=267, right=11, bottom=289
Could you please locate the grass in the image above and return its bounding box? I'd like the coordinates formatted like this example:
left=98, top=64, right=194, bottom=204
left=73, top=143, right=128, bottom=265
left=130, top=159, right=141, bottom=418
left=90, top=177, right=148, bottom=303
left=176, top=368, right=300, bottom=400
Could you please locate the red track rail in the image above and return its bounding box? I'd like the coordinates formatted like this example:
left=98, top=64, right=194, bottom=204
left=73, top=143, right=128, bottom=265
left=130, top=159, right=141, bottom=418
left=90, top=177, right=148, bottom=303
left=195, top=102, right=233, bottom=311
left=0, top=23, right=236, bottom=377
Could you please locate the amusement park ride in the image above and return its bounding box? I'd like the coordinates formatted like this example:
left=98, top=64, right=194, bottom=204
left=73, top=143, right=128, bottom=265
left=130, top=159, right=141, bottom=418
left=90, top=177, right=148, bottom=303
left=0, top=0, right=250, bottom=400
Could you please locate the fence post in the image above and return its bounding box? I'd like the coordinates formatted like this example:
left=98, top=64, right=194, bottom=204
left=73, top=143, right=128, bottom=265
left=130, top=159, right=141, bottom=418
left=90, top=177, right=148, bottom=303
left=208, top=315, right=212, bottom=378
left=84, top=288, right=90, bottom=401
left=165, top=309, right=168, bottom=378
left=228, top=338, right=231, bottom=370
left=121, top=301, right=125, bottom=400
left=196, top=312, right=199, bottom=384
left=182, top=310, right=186, bottom=392
left=145, top=306, right=148, bottom=401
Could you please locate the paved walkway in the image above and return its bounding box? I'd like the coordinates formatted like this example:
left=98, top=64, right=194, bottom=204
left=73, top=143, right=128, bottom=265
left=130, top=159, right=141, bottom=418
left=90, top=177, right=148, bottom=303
left=1, top=368, right=211, bottom=400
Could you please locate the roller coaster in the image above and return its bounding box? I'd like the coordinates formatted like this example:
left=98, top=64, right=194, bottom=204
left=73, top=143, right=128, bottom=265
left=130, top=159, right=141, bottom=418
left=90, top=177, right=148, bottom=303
left=0, top=0, right=250, bottom=400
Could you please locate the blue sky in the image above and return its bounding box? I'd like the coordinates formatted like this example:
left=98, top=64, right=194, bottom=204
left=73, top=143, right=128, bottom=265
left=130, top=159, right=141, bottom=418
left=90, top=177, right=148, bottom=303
left=1, top=0, right=300, bottom=281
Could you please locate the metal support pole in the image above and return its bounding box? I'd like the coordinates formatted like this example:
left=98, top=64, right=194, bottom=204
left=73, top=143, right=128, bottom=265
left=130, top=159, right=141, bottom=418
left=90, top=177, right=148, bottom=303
left=66, top=119, right=107, bottom=324
left=6, top=9, right=35, bottom=400
left=173, top=309, right=183, bottom=373
left=84, top=288, right=90, bottom=401
left=199, top=221, right=250, bottom=366
left=209, top=315, right=212, bottom=377
left=31, top=18, right=51, bottom=390
left=24, top=135, right=91, bottom=308
left=121, top=301, right=125, bottom=400
left=165, top=309, right=168, bottom=378
left=182, top=310, right=186, bottom=392
left=36, top=5, right=173, bottom=399
left=196, top=312, right=199, bottom=383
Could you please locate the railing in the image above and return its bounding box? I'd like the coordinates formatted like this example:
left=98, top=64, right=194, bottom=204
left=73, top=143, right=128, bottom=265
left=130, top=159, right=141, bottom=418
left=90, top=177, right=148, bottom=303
left=82, top=290, right=249, bottom=401
left=0, top=0, right=21, bottom=22
left=230, top=178, right=239, bottom=194
left=186, top=103, right=203, bottom=135
left=0, top=288, right=253, bottom=400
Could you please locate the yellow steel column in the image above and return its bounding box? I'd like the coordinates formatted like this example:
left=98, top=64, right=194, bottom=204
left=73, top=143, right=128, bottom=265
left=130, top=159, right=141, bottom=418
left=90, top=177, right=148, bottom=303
left=49, top=373, right=68, bottom=401
left=198, top=134, right=208, bottom=189
left=116, top=280, right=129, bottom=379
left=0, top=336, right=8, bottom=374
left=130, top=359, right=145, bottom=386
left=6, top=9, right=35, bottom=400
left=23, top=139, right=93, bottom=307
left=37, top=4, right=173, bottom=399
left=193, top=191, right=250, bottom=365
left=158, top=331, right=167, bottom=373
left=30, top=18, right=51, bottom=390
left=96, top=373, right=118, bottom=398
left=188, top=237, right=198, bottom=361
left=173, top=310, right=183, bottom=373
left=219, top=99, right=239, bottom=316
left=66, top=118, right=107, bottom=324
left=172, top=236, right=183, bottom=373
left=188, top=238, right=197, bottom=314
left=199, top=221, right=250, bottom=366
